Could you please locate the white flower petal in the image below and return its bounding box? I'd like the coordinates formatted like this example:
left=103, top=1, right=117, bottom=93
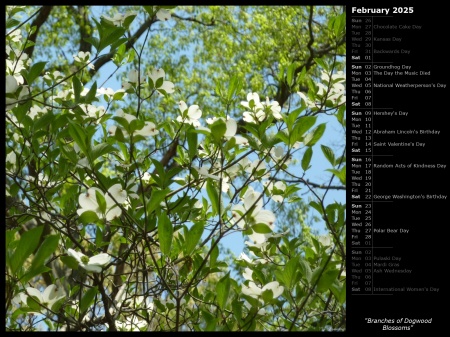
left=148, top=68, right=165, bottom=84
left=6, top=75, right=18, bottom=93
left=26, top=287, right=43, bottom=302
left=243, top=267, right=253, bottom=281
left=262, top=281, right=284, bottom=298
left=188, top=105, right=202, bottom=120
left=242, top=281, right=262, bottom=298
left=254, top=210, right=276, bottom=228
left=238, top=252, right=253, bottom=263
left=178, top=101, right=188, bottom=113
left=106, top=206, right=122, bottom=221
left=88, top=253, right=111, bottom=266
left=67, top=248, right=84, bottom=263
left=225, top=118, right=237, bottom=138
left=156, top=9, right=171, bottom=21
left=79, top=188, right=101, bottom=211
left=159, top=80, right=174, bottom=94
left=243, top=190, right=262, bottom=213
left=82, top=264, right=103, bottom=273
left=107, top=184, right=127, bottom=204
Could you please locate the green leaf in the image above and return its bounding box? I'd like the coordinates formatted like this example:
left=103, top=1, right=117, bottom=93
left=285, top=107, right=303, bottom=133
left=336, top=104, right=346, bottom=126
left=301, top=146, right=313, bottom=171
left=10, top=226, right=44, bottom=275
left=84, top=37, right=99, bottom=50
left=232, top=299, right=243, bottom=324
left=305, top=123, right=326, bottom=146
left=216, top=272, right=231, bottom=309
left=67, top=119, right=88, bottom=155
left=21, top=265, right=52, bottom=284
left=80, top=287, right=98, bottom=314
left=283, top=256, right=299, bottom=289
left=274, top=270, right=287, bottom=287
left=151, top=158, right=166, bottom=183
left=27, top=296, right=42, bottom=312
left=261, top=288, right=274, bottom=303
left=143, top=6, right=156, bottom=16
left=321, top=145, right=336, bottom=166
left=6, top=18, right=21, bottom=29
left=60, top=255, right=79, bottom=270
left=185, top=222, right=204, bottom=256
left=85, top=81, right=98, bottom=103
left=317, top=269, right=340, bottom=293
left=33, top=111, right=54, bottom=131
left=206, top=180, right=220, bottom=216
left=99, top=26, right=126, bottom=53
left=187, top=128, right=198, bottom=161
left=309, top=201, right=322, bottom=214
left=158, top=213, right=173, bottom=256
left=330, top=279, right=346, bottom=304
left=26, top=61, right=47, bottom=85
left=209, top=243, right=219, bottom=268
left=210, top=119, right=227, bottom=143
left=286, top=63, right=297, bottom=87
left=227, top=74, right=242, bottom=101
left=146, top=188, right=170, bottom=215
left=78, top=210, right=99, bottom=224
left=201, top=309, right=218, bottom=331
left=292, top=116, right=317, bottom=144
left=91, top=143, right=115, bottom=161
left=326, top=165, right=346, bottom=185
left=251, top=223, right=272, bottom=234
left=72, top=76, right=82, bottom=103
left=314, top=57, right=328, bottom=72
left=334, top=12, right=346, bottom=37
left=30, top=234, right=59, bottom=269
left=299, top=259, right=313, bottom=283
left=95, top=190, right=106, bottom=214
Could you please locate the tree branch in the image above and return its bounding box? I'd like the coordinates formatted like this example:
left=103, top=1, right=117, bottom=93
left=24, top=6, right=53, bottom=59
left=88, top=16, right=157, bottom=77
left=172, top=13, right=215, bottom=26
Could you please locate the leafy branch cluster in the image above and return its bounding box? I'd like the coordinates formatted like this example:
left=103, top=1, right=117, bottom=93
left=5, top=5, right=346, bottom=332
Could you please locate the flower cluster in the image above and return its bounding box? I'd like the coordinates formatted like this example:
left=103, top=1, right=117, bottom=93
left=148, top=68, right=175, bottom=96
left=102, top=11, right=137, bottom=26
left=77, top=184, right=127, bottom=221
left=6, top=27, right=31, bottom=111
left=108, top=109, right=159, bottom=138
left=231, top=186, right=275, bottom=244
left=176, top=101, right=202, bottom=127
left=13, top=284, right=65, bottom=313
left=73, top=51, right=95, bottom=70
left=298, top=70, right=346, bottom=108
left=241, top=92, right=282, bottom=123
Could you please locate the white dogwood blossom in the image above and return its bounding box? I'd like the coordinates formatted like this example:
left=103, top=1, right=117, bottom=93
left=77, top=184, right=127, bottom=220
left=155, top=7, right=171, bottom=21
left=14, top=284, right=65, bottom=312
left=264, top=180, right=287, bottom=203
left=231, top=187, right=276, bottom=238
left=177, top=101, right=202, bottom=127
left=242, top=281, right=284, bottom=300
left=108, top=109, right=159, bottom=137
left=241, top=92, right=283, bottom=123
left=67, top=249, right=111, bottom=273
left=102, top=11, right=137, bottom=26
left=148, top=68, right=175, bottom=95
left=73, top=51, right=94, bottom=70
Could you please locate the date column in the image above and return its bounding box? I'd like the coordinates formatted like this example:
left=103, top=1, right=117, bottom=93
left=349, top=15, right=374, bottom=295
